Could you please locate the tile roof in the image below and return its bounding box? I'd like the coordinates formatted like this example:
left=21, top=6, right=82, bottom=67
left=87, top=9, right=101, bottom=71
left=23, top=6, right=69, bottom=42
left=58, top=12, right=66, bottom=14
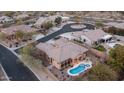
left=36, top=38, right=88, bottom=63
left=1, top=25, right=38, bottom=35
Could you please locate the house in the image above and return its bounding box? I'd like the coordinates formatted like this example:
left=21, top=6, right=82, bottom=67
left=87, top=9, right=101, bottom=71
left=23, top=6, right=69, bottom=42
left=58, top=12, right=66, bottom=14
left=0, top=25, right=39, bottom=39
left=36, top=38, right=88, bottom=70
left=0, top=16, right=14, bottom=24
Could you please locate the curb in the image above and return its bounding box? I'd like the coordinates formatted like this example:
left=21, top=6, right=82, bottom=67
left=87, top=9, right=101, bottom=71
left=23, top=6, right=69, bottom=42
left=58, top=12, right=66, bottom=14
left=0, top=64, right=10, bottom=81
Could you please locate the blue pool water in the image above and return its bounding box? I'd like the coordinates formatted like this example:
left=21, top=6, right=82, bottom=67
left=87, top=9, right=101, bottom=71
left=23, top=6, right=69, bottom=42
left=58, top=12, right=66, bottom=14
left=69, top=64, right=86, bottom=74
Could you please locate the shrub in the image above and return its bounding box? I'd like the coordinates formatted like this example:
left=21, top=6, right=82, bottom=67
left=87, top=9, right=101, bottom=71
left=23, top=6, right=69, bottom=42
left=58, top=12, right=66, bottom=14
left=86, top=63, right=118, bottom=81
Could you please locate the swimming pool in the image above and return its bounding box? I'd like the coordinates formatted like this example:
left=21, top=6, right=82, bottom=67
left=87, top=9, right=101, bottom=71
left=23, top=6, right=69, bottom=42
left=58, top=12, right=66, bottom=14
left=67, top=62, right=92, bottom=76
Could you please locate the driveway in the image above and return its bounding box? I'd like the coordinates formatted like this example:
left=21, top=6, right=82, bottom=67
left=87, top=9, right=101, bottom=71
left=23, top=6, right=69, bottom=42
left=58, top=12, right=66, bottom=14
left=0, top=44, right=39, bottom=81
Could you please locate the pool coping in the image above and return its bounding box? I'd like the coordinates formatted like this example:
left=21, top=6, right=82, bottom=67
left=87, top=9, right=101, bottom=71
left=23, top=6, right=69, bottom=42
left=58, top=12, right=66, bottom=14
left=67, top=62, right=92, bottom=76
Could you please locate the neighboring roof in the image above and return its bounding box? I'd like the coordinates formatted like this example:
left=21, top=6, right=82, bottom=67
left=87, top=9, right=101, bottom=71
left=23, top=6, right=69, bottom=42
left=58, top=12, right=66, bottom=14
left=82, top=29, right=107, bottom=42
left=34, top=15, right=58, bottom=26
left=0, top=16, right=13, bottom=22
left=34, top=17, right=47, bottom=26
left=36, top=38, right=88, bottom=63
left=61, top=16, right=70, bottom=21
left=101, top=34, right=113, bottom=40
left=104, top=22, right=124, bottom=29
left=71, top=31, right=84, bottom=38
left=15, top=14, right=29, bottom=19
left=0, top=16, right=10, bottom=20
left=115, top=35, right=124, bottom=42
left=106, top=42, right=124, bottom=48
left=60, top=33, right=76, bottom=40
left=1, top=25, right=38, bottom=35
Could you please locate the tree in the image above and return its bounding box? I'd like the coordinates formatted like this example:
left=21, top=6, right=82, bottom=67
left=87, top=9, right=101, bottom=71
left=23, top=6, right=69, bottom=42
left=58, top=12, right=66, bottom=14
left=20, top=44, right=34, bottom=56
left=4, top=11, right=15, bottom=17
left=107, top=45, right=124, bottom=73
left=86, top=63, right=118, bottom=81
left=0, top=32, right=6, bottom=41
left=15, top=31, right=24, bottom=40
left=54, top=17, right=62, bottom=25
left=16, top=19, right=24, bottom=25
left=106, top=27, right=124, bottom=36
left=106, top=26, right=117, bottom=34
left=95, top=21, right=104, bottom=28
left=94, top=45, right=106, bottom=52
left=20, top=44, right=43, bottom=68
left=73, top=15, right=82, bottom=23
left=42, top=21, right=53, bottom=30
left=23, top=32, right=34, bottom=40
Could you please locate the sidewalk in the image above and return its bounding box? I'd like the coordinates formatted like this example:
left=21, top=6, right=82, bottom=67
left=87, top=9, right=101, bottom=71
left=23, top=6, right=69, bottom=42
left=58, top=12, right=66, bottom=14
left=0, top=64, right=9, bottom=81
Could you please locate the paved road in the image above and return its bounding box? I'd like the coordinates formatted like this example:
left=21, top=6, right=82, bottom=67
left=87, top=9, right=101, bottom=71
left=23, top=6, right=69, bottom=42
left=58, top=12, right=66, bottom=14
left=37, top=23, right=95, bottom=42
left=0, top=44, right=39, bottom=81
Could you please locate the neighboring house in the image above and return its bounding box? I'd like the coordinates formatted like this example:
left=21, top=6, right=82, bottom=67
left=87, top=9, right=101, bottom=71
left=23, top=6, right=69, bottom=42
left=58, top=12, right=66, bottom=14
left=36, top=38, right=88, bottom=70
left=0, top=25, right=39, bottom=38
left=104, top=22, right=124, bottom=29
left=60, top=29, right=113, bottom=46
left=34, top=16, right=69, bottom=28
left=72, top=29, right=112, bottom=45
left=15, top=14, right=29, bottom=20
left=0, top=16, right=14, bottom=24
left=34, top=15, right=58, bottom=28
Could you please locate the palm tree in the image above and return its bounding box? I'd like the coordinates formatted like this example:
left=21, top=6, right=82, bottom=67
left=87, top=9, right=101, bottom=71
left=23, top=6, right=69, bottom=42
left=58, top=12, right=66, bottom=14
left=74, top=15, right=82, bottom=24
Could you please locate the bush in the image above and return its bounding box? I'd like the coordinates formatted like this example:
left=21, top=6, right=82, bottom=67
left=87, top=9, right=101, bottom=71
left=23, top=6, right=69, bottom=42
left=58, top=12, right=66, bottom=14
left=20, top=44, right=35, bottom=56
left=95, top=21, right=104, bottom=28
left=105, top=26, right=124, bottom=36
left=107, top=45, right=124, bottom=74
left=20, top=45, right=42, bottom=67
left=42, top=21, right=53, bottom=30
left=54, top=17, right=62, bottom=25
left=94, top=45, right=106, bottom=52
left=0, top=32, right=6, bottom=41
left=86, top=63, right=118, bottom=81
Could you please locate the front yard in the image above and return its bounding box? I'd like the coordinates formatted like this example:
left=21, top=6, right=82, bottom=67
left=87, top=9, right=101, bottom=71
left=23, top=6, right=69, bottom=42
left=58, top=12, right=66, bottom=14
left=0, top=31, right=41, bottom=49
left=19, top=45, right=58, bottom=81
